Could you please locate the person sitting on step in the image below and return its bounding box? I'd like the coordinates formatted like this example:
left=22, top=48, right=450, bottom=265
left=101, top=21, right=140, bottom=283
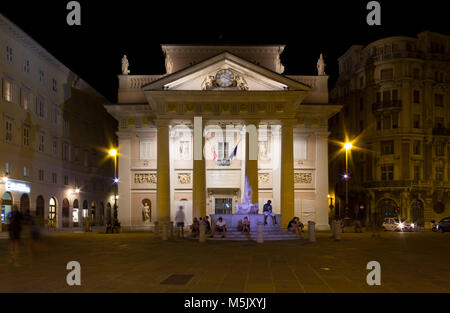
left=263, top=200, right=277, bottom=225
left=214, top=217, right=227, bottom=238
left=242, top=216, right=250, bottom=233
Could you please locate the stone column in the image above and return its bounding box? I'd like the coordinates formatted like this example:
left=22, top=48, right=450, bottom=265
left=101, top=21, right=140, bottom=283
left=272, top=125, right=282, bottom=214
left=118, top=134, right=131, bottom=228
left=193, top=117, right=206, bottom=219
left=280, top=119, right=295, bottom=228
left=245, top=122, right=259, bottom=205
left=156, top=120, right=171, bottom=223
left=315, top=132, right=331, bottom=231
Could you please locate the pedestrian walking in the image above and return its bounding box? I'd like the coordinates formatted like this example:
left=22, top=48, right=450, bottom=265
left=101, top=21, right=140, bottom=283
left=8, top=206, right=23, bottom=266
left=175, top=206, right=186, bottom=238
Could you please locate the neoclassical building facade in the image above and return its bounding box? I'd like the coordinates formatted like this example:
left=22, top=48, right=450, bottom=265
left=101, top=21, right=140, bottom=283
left=330, top=31, right=450, bottom=227
left=106, top=45, right=340, bottom=230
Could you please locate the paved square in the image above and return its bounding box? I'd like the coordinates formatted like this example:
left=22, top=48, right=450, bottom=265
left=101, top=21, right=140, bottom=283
left=1, top=231, right=450, bottom=293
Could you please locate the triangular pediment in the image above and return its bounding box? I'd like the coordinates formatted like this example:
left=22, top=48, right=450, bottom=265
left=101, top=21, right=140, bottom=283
left=142, top=51, right=310, bottom=92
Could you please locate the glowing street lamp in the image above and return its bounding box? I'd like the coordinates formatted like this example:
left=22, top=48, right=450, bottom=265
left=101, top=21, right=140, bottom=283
left=109, top=148, right=119, bottom=224
left=344, top=141, right=352, bottom=219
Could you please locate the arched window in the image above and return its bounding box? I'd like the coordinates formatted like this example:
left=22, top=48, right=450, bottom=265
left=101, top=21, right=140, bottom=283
left=62, top=198, right=70, bottom=227
left=49, top=197, right=57, bottom=229
left=73, top=199, right=79, bottom=227
left=20, top=193, right=30, bottom=213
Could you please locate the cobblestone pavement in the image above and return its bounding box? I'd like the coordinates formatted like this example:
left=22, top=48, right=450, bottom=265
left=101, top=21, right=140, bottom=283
left=1, top=231, right=450, bottom=293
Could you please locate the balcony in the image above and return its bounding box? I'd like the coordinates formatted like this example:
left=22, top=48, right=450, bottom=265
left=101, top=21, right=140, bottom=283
left=216, top=159, right=231, bottom=166
left=363, top=180, right=411, bottom=189
left=372, top=100, right=402, bottom=113
left=432, top=126, right=450, bottom=136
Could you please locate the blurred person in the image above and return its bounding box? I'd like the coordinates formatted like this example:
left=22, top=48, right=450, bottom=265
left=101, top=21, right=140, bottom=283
left=175, top=206, right=186, bottom=238
left=242, top=216, right=250, bottom=233
left=214, top=217, right=227, bottom=238
left=204, top=216, right=211, bottom=234
left=190, top=218, right=200, bottom=237
left=8, top=206, right=23, bottom=266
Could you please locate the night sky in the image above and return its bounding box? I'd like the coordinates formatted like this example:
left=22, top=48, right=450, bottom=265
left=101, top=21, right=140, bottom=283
left=0, top=0, right=448, bottom=102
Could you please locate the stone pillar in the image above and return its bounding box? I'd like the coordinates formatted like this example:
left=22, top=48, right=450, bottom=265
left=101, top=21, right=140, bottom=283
left=156, top=120, right=171, bottom=223
left=280, top=120, right=295, bottom=228
left=118, top=134, right=132, bottom=228
left=193, top=117, right=206, bottom=219
left=245, top=122, right=259, bottom=205
left=315, top=132, right=331, bottom=231
left=272, top=125, right=282, bottom=214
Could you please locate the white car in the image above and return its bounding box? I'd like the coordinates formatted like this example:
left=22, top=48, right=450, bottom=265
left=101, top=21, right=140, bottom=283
left=382, top=218, right=415, bottom=232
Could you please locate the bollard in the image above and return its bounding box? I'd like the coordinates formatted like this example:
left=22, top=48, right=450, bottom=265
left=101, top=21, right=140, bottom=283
left=169, top=221, right=174, bottom=238
left=162, top=222, right=168, bottom=240
left=154, top=221, right=159, bottom=238
left=308, top=221, right=316, bottom=243
left=199, top=221, right=206, bottom=243
left=256, top=222, right=264, bottom=243
left=334, top=221, right=341, bottom=241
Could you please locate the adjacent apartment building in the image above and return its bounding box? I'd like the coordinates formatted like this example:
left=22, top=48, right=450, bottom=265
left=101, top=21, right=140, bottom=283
left=329, top=31, right=450, bottom=227
left=0, top=13, right=117, bottom=230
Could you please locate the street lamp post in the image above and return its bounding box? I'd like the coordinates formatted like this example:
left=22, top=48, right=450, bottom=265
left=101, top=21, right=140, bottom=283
left=344, top=142, right=352, bottom=219
left=109, top=149, right=118, bottom=223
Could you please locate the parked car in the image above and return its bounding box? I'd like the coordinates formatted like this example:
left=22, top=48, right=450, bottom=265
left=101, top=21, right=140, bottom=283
left=436, top=217, right=450, bottom=233
left=382, top=218, right=415, bottom=232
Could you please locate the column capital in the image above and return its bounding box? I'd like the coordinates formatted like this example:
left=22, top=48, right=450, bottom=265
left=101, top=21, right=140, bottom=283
left=281, top=118, right=297, bottom=127
left=154, top=119, right=171, bottom=128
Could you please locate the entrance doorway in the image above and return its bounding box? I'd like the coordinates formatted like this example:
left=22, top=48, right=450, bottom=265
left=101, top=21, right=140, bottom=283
left=48, top=197, right=57, bottom=230
left=411, top=199, right=424, bottom=226
left=1, top=192, right=13, bottom=225
left=214, top=198, right=233, bottom=214
left=73, top=199, right=79, bottom=227
left=20, top=194, right=30, bottom=212
left=36, top=195, right=44, bottom=226
left=378, top=198, right=397, bottom=218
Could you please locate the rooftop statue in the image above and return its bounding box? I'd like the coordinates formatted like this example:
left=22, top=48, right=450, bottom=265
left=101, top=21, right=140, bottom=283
left=122, top=55, right=130, bottom=75
left=235, top=176, right=259, bottom=214
left=317, top=53, right=326, bottom=76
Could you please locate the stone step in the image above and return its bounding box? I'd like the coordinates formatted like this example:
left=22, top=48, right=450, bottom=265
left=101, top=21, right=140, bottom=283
left=190, top=230, right=302, bottom=241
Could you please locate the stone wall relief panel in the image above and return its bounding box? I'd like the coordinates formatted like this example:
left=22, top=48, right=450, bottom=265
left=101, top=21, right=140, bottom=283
left=294, top=171, right=315, bottom=189
left=131, top=171, right=157, bottom=189
left=174, top=171, right=193, bottom=189
left=258, top=171, right=272, bottom=189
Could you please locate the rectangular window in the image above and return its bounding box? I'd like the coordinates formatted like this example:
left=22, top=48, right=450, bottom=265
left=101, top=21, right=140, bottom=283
left=51, top=103, right=59, bottom=124
left=413, top=90, right=420, bottom=103
left=392, top=113, right=399, bottom=129
left=64, top=175, right=69, bottom=185
left=64, top=119, right=70, bottom=132
left=52, top=173, right=57, bottom=184
left=380, top=68, right=393, bottom=80
left=413, top=140, right=421, bottom=155
left=218, top=142, right=229, bottom=160
left=4, top=117, right=13, bottom=143
left=6, top=46, right=13, bottom=62
left=3, top=79, right=13, bottom=102
left=52, top=138, right=58, bottom=156
left=39, top=69, right=44, bottom=83
left=413, top=68, right=420, bottom=79
left=23, top=59, right=30, bottom=73
left=414, top=166, right=420, bottom=181
left=23, top=125, right=30, bottom=146
left=392, top=89, right=398, bottom=101
left=52, top=78, right=57, bottom=92
left=381, top=165, right=394, bottom=181
left=140, top=140, right=153, bottom=160
left=62, top=142, right=70, bottom=161
left=5, top=162, right=10, bottom=175
left=436, top=167, right=444, bottom=181
left=376, top=116, right=381, bottom=130
left=38, top=132, right=45, bottom=152
left=24, top=166, right=29, bottom=178
left=381, top=140, right=394, bottom=155
left=38, top=169, right=44, bottom=181
left=20, top=87, right=31, bottom=110
left=435, top=94, right=444, bottom=107
left=436, top=142, right=444, bottom=156
left=359, top=98, right=364, bottom=111
left=413, top=114, right=420, bottom=128
left=37, top=97, right=46, bottom=118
